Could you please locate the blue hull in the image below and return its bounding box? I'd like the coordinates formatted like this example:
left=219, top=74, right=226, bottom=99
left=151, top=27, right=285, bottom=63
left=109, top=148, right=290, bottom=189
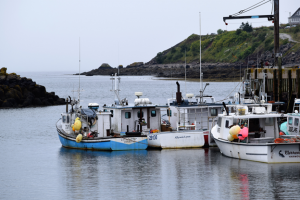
left=58, top=133, right=148, bottom=151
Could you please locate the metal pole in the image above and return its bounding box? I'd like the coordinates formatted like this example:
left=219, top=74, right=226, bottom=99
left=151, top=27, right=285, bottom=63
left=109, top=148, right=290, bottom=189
left=199, top=12, right=203, bottom=103
left=185, top=49, right=186, bottom=97
left=274, top=0, right=280, bottom=66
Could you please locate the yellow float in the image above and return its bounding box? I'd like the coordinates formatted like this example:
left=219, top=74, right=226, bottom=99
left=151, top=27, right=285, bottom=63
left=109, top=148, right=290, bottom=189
left=73, top=117, right=82, bottom=131
left=76, top=134, right=83, bottom=143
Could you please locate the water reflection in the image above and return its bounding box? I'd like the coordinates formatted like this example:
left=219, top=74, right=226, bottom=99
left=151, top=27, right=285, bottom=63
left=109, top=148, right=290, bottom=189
left=56, top=147, right=300, bottom=199
left=217, top=154, right=300, bottom=199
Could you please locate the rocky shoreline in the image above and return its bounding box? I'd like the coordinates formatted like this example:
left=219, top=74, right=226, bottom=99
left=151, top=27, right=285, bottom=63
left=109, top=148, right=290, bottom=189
left=0, top=68, right=65, bottom=108
left=77, top=42, right=300, bottom=80
left=78, top=62, right=249, bottom=81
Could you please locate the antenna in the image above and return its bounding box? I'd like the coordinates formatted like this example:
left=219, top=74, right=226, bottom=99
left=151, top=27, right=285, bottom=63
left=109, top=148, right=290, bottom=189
left=79, top=37, right=81, bottom=103
left=199, top=12, right=203, bottom=103
left=118, top=42, right=120, bottom=76
left=185, top=48, right=186, bottom=97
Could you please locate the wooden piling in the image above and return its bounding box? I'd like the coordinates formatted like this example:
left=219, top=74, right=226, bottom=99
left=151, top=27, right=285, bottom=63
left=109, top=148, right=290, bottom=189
left=278, top=58, right=282, bottom=101
left=264, top=69, right=268, bottom=94
left=273, top=69, right=277, bottom=101
left=288, top=70, right=292, bottom=113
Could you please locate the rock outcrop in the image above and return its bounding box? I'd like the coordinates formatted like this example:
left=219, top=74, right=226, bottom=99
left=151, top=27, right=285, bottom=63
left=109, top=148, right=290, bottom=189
left=0, top=68, right=65, bottom=108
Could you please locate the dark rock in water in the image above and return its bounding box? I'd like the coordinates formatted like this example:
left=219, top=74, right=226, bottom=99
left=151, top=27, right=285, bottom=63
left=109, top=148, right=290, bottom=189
left=0, top=67, right=66, bottom=108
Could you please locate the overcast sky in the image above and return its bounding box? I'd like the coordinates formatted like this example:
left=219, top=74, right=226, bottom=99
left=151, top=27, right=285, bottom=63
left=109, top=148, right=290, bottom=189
left=0, top=0, right=298, bottom=73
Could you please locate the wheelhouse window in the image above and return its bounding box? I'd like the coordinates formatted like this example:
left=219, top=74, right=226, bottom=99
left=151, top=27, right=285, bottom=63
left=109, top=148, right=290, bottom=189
left=167, top=109, right=172, bottom=117
left=110, top=110, right=114, bottom=117
left=211, top=108, right=218, bottom=116
left=217, top=118, right=222, bottom=127
left=151, top=110, right=156, bottom=117
left=125, top=112, right=131, bottom=119
left=62, top=115, right=69, bottom=123
left=137, top=111, right=144, bottom=118
left=288, top=117, right=293, bottom=125
left=295, top=118, right=299, bottom=126
left=265, top=118, right=274, bottom=126
left=225, top=120, right=230, bottom=128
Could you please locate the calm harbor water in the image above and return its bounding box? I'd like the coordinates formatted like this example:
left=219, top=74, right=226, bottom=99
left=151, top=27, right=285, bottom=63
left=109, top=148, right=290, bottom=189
left=1, top=72, right=300, bottom=200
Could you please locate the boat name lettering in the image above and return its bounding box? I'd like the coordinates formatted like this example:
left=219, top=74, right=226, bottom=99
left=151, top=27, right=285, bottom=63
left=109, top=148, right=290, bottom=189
left=288, top=127, right=298, bottom=133
left=149, top=135, right=157, bottom=140
left=175, top=136, right=191, bottom=139
left=285, top=151, right=300, bottom=155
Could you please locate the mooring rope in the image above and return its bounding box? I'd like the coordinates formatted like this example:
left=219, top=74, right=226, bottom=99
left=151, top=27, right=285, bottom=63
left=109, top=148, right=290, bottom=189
left=215, top=82, right=243, bottom=103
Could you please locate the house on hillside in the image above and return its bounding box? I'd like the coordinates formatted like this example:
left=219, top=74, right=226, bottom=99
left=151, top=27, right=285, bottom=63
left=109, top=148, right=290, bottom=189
left=288, top=8, right=300, bottom=25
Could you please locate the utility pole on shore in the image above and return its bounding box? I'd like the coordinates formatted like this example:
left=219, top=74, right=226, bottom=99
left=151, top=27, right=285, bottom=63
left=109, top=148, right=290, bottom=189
left=222, top=0, right=282, bottom=101
left=274, top=0, right=282, bottom=101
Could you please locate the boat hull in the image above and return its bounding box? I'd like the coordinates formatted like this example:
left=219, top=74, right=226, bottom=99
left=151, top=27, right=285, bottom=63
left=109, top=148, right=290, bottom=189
left=214, top=138, right=300, bottom=163
left=58, top=132, right=148, bottom=151
left=147, top=131, right=205, bottom=149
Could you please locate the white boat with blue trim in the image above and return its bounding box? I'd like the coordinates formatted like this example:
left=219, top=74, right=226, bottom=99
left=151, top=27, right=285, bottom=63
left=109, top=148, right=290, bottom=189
left=56, top=98, right=148, bottom=151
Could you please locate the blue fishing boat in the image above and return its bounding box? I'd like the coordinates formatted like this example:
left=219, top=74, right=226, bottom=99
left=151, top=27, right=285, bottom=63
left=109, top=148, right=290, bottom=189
left=56, top=100, right=148, bottom=150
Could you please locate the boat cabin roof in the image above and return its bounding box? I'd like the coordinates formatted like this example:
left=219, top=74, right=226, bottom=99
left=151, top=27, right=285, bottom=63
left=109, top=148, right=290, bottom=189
left=103, top=103, right=168, bottom=109
left=220, top=113, right=285, bottom=119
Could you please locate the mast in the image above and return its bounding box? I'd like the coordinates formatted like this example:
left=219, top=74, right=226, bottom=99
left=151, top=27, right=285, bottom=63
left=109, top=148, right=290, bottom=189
left=79, top=37, right=81, bottom=103
left=185, top=49, right=186, bottom=97
left=199, top=12, right=203, bottom=104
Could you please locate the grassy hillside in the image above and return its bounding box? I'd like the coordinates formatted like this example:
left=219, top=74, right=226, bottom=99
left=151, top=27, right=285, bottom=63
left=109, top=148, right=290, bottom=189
left=154, top=25, right=300, bottom=64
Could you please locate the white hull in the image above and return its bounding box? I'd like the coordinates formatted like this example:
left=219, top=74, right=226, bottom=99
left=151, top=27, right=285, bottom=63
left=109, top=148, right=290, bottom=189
left=214, top=138, right=300, bottom=163
left=147, top=131, right=205, bottom=149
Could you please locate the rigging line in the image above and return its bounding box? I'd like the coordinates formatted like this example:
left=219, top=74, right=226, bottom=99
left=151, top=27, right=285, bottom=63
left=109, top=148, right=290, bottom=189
left=271, top=0, right=274, bottom=15
left=215, top=82, right=242, bottom=103
left=232, top=0, right=271, bottom=16
left=232, top=0, right=268, bottom=16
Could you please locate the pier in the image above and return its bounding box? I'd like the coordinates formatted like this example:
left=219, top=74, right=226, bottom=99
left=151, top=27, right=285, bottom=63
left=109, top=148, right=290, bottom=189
left=246, top=66, right=300, bottom=113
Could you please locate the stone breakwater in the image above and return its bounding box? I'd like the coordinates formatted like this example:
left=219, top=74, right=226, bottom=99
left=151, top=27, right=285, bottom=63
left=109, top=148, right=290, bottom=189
left=0, top=68, right=65, bottom=108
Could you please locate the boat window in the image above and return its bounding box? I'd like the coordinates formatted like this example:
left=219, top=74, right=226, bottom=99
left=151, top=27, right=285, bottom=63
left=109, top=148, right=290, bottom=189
left=104, top=109, right=107, bottom=112
left=125, top=112, right=131, bottom=119
left=265, top=118, right=274, bottom=126
left=167, top=109, right=172, bottom=117
left=211, top=109, right=218, bottom=116
left=62, top=115, right=66, bottom=123
left=66, top=115, right=69, bottom=123
left=233, top=118, right=239, bottom=125
left=288, top=117, right=293, bottom=125
left=225, top=120, right=230, bottom=128
left=137, top=111, right=144, bottom=118
left=217, top=118, right=222, bottom=127
left=151, top=110, right=156, bottom=117
left=110, top=110, right=113, bottom=117
left=249, top=118, right=259, bottom=132
left=295, top=118, right=299, bottom=126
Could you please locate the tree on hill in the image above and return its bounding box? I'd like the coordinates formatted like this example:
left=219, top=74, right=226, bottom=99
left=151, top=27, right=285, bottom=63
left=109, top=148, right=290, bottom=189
left=217, top=29, right=224, bottom=35
left=240, top=22, right=253, bottom=32
left=156, top=52, right=164, bottom=64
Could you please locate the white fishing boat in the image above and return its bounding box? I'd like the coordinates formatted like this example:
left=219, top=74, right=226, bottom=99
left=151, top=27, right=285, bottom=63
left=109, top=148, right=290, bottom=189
left=103, top=73, right=167, bottom=134
left=211, top=99, right=300, bottom=163
left=147, top=13, right=230, bottom=149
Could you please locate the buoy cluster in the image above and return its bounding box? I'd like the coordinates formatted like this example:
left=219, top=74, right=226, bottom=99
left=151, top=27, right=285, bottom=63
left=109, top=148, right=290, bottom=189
left=228, top=125, right=248, bottom=142
left=71, top=117, right=83, bottom=143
